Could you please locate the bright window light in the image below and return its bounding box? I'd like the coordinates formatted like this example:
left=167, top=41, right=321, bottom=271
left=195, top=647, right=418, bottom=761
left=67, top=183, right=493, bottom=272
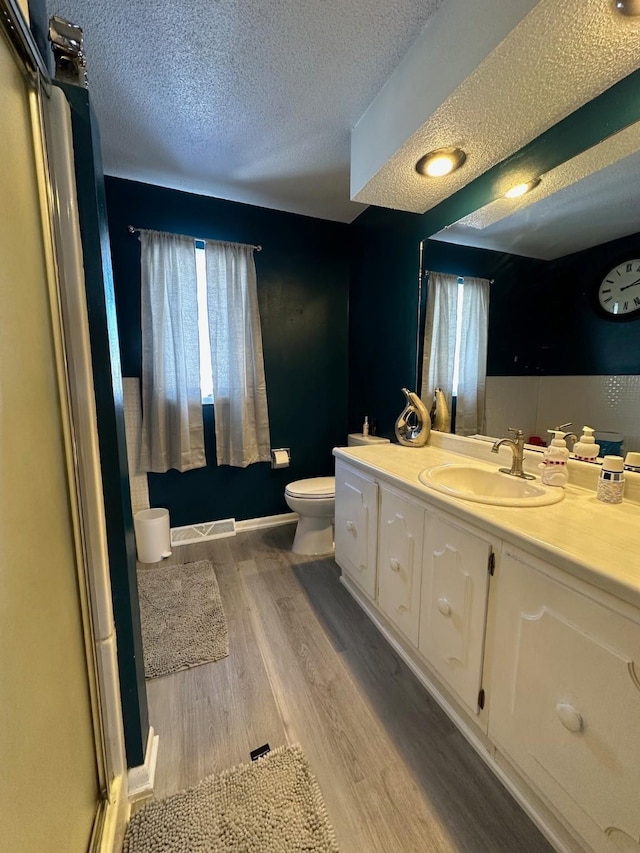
left=196, top=245, right=214, bottom=404
left=451, top=279, right=465, bottom=396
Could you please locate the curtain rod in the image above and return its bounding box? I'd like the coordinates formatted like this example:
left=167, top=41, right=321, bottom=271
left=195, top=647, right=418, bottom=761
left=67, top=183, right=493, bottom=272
left=127, top=225, right=262, bottom=252
left=425, top=269, right=494, bottom=284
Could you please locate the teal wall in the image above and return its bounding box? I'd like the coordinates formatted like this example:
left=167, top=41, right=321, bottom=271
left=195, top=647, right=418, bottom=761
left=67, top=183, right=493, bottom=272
left=348, top=207, right=531, bottom=437
left=105, top=178, right=350, bottom=528
left=349, top=202, right=640, bottom=439
left=486, top=232, right=640, bottom=376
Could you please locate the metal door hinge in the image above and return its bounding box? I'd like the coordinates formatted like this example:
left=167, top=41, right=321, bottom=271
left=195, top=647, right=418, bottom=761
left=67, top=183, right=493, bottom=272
left=478, top=689, right=486, bottom=710
left=488, top=552, right=495, bottom=575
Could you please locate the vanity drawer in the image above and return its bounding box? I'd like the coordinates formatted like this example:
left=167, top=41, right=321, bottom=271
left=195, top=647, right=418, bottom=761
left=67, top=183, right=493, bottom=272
left=488, top=549, right=640, bottom=853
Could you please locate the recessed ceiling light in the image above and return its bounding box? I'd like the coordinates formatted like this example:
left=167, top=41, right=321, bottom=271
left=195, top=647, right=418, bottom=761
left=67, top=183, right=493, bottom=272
left=614, top=0, right=640, bottom=16
left=416, top=147, right=467, bottom=178
left=504, top=177, right=541, bottom=198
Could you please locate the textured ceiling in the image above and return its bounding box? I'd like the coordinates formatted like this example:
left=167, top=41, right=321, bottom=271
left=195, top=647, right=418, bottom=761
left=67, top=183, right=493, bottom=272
left=430, top=121, right=640, bottom=259
left=352, top=0, right=640, bottom=214
left=44, top=0, right=442, bottom=222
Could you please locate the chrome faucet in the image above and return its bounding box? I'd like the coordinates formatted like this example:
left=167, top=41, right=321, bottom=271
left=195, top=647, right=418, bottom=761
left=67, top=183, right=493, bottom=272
left=564, top=432, right=578, bottom=450
left=492, top=428, right=535, bottom=480
left=555, top=422, right=577, bottom=450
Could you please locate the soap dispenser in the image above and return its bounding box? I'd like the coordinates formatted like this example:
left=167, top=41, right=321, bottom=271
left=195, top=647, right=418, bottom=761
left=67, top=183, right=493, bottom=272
left=572, top=426, right=600, bottom=462
left=539, top=430, right=570, bottom=486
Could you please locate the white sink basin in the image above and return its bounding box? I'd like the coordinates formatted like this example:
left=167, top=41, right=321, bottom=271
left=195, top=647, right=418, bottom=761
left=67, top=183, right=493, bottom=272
left=418, top=463, right=564, bottom=507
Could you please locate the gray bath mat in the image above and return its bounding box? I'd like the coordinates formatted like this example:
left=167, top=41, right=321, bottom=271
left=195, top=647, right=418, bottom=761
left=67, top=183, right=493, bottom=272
left=123, top=745, right=339, bottom=853
left=138, top=559, right=229, bottom=678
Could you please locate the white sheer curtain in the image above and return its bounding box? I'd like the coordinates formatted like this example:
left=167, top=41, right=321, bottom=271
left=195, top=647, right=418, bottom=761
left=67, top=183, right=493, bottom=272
left=139, top=230, right=206, bottom=473
left=420, top=272, right=459, bottom=418
left=457, top=276, right=490, bottom=436
left=420, top=271, right=490, bottom=436
left=205, top=241, right=271, bottom=467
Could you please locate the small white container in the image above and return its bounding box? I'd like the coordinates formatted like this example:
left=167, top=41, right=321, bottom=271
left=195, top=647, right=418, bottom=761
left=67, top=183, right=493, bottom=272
left=133, top=508, right=172, bottom=563
left=573, top=426, right=600, bottom=462
left=597, top=456, right=625, bottom=504
left=624, top=451, right=640, bottom=473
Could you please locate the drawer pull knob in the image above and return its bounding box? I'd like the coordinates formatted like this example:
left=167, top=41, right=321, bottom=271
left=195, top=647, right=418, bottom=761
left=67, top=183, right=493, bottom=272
left=346, top=520, right=355, bottom=533
left=556, top=703, right=584, bottom=733
left=389, top=557, right=401, bottom=572
left=437, top=597, right=452, bottom=617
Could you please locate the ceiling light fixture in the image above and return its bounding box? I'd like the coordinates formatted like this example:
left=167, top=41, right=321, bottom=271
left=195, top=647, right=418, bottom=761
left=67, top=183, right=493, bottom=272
left=416, top=147, right=467, bottom=178
left=504, top=177, right=541, bottom=198
left=613, top=0, right=640, bottom=16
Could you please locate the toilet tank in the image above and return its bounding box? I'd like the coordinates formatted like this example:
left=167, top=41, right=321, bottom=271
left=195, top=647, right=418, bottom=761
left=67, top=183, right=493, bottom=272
left=347, top=433, right=391, bottom=447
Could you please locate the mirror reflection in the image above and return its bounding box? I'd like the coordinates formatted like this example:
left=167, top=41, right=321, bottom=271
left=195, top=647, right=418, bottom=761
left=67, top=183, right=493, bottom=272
left=414, top=53, right=640, bottom=458
left=417, top=208, right=640, bottom=454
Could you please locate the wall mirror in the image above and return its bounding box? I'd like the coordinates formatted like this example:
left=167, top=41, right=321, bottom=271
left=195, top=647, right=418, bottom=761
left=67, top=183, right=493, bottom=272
left=416, top=73, right=640, bottom=454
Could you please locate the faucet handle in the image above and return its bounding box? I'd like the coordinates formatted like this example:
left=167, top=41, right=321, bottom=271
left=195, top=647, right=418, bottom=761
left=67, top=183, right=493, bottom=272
left=555, top=422, right=572, bottom=432
left=508, top=427, right=524, bottom=438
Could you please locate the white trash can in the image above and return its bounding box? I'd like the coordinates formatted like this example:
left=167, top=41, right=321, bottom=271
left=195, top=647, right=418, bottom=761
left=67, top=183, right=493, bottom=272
left=133, top=508, right=172, bottom=563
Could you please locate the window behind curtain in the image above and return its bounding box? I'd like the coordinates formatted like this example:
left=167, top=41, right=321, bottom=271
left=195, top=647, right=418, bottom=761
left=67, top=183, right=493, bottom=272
left=195, top=243, right=214, bottom=404
left=139, top=231, right=270, bottom=471
left=419, top=271, right=490, bottom=436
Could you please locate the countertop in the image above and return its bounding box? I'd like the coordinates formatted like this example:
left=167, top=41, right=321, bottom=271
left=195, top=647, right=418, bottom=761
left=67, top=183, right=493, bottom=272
left=334, top=433, right=640, bottom=611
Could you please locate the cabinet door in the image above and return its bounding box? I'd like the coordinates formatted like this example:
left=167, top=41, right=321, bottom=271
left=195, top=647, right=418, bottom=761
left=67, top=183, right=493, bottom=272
left=334, top=462, right=378, bottom=599
left=418, top=515, right=491, bottom=715
left=378, top=488, right=424, bottom=646
left=489, top=549, right=640, bottom=853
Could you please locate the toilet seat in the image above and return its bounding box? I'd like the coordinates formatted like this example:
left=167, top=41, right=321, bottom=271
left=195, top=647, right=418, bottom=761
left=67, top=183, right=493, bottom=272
left=285, top=476, right=335, bottom=499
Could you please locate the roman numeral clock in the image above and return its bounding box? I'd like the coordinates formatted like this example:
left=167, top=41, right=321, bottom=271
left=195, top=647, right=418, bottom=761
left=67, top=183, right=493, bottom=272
left=596, top=259, right=640, bottom=319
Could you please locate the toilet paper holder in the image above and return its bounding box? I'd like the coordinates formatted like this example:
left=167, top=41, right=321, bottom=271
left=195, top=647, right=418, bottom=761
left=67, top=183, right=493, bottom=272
left=271, top=447, right=291, bottom=469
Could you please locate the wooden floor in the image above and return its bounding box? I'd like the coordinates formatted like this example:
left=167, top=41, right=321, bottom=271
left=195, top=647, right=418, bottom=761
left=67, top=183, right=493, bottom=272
left=142, top=524, right=554, bottom=852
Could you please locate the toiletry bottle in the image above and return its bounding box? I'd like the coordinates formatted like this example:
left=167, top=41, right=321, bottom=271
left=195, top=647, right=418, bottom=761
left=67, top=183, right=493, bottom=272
left=362, top=416, right=369, bottom=437
left=539, top=430, right=570, bottom=486
left=572, top=426, right=600, bottom=462
left=597, top=455, right=625, bottom=503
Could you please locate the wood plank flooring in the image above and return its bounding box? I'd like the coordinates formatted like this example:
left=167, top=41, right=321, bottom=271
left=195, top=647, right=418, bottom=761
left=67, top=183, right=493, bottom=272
left=141, top=524, right=554, bottom=852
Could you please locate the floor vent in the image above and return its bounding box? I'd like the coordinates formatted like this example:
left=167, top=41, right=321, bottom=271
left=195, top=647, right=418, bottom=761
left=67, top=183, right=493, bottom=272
left=170, top=518, right=236, bottom=546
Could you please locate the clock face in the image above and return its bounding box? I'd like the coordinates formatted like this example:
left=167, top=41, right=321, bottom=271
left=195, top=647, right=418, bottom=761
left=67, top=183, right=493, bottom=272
left=598, top=259, right=640, bottom=318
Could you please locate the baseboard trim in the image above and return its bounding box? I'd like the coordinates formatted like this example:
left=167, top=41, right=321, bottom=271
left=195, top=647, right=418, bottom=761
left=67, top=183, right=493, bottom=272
left=235, top=512, right=298, bottom=532
left=127, top=726, right=159, bottom=802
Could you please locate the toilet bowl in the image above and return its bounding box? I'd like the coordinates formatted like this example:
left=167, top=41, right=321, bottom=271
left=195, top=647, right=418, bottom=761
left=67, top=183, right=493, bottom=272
left=284, top=434, right=390, bottom=555
left=285, top=476, right=336, bottom=555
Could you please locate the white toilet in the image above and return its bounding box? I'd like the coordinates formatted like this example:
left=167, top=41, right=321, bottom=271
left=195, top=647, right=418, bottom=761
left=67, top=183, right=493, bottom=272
left=284, top=433, right=390, bottom=555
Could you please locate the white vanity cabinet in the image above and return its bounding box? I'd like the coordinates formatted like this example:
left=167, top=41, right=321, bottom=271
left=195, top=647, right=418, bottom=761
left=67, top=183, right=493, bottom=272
left=336, top=467, right=495, bottom=713
left=333, top=443, right=640, bottom=853
left=334, top=461, right=379, bottom=599
left=418, top=514, right=492, bottom=717
left=488, top=547, right=640, bottom=853
left=377, top=486, right=424, bottom=646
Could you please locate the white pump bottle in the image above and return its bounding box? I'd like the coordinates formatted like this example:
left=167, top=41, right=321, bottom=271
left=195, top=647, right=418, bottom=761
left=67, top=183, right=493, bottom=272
left=539, top=430, right=570, bottom=486
left=572, top=426, right=600, bottom=461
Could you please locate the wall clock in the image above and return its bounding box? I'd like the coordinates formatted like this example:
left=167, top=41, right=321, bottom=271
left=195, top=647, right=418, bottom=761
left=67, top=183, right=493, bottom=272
left=597, top=259, right=640, bottom=319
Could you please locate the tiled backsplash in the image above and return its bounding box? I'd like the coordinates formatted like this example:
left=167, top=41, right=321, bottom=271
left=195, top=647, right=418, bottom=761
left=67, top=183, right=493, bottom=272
left=122, top=377, right=150, bottom=513
left=485, top=375, right=640, bottom=453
